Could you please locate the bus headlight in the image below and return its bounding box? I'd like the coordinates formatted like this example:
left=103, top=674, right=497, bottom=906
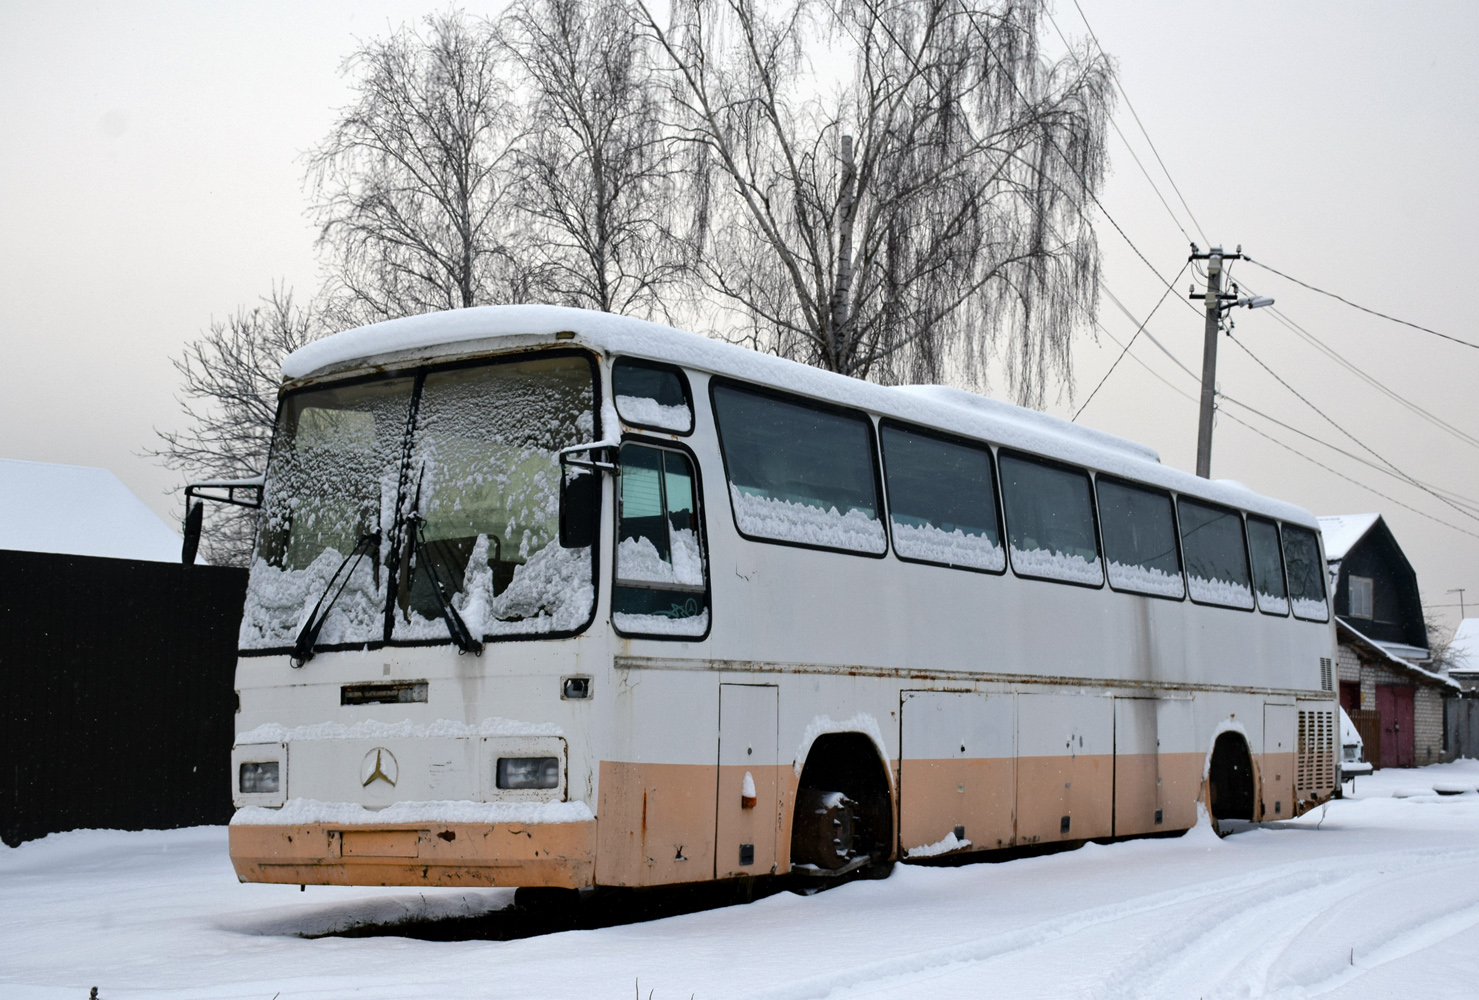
left=239, top=761, right=281, bottom=794
left=497, top=757, right=559, bottom=790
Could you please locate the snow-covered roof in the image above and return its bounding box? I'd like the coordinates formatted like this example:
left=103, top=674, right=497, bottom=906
left=1450, top=618, right=1479, bottom=676
left=0, top=458, right=185, bottom=563
left=1336, top=617, right=1460, bottom=692
left=1317, top=513, right=1380, bottom=560
left=281, top=305, right=1321, bottom=528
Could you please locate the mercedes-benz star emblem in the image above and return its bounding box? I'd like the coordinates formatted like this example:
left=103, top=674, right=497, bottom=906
left=360, top=747, right=398, bottom=788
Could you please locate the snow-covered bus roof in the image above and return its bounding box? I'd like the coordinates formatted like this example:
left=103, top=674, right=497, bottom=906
left=282, top=305, right=1320, bottom=528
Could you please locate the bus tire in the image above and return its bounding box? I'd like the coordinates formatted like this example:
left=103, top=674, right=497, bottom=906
left=790, top=733, right=893, bottom=873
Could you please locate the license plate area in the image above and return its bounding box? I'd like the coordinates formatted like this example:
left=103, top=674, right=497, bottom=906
left=338, top=830, right=419, bottom=857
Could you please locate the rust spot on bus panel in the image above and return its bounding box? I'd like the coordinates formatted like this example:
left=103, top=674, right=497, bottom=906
left=597, top=761, right=719, bottom=887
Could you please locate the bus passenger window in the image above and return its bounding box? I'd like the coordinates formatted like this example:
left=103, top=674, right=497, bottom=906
left=1177, top=499, right=1254, bottom=609
left=1246, top=516, right=1289, bottom=615
left=1096, top=478, right=1183, bottom=598
left=880, top=423, right=1003, bottom=571
left=614, top=444, right=708, bottom=636
left=1282, top=524, right=1330, bottom=621
left=613, top=359, right=693, bottom=433
left=999, top=453, right=1102, bottom=585
left=711, top=384, right=886, bottom=555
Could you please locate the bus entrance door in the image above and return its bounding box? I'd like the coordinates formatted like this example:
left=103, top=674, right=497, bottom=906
left=716, top=683, right=778, bottom=878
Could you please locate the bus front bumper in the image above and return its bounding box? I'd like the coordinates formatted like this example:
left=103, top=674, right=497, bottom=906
left=229, top=818, right=597, bottom=888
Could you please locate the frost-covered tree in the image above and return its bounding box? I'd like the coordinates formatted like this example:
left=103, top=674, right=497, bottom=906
left=500, top=0, right=691, bottom=316
left=638, top=0, right=1113, bottom=404
left=153, top=288, right=316, bottom=567
left=308, top=12, right=529, bottom=326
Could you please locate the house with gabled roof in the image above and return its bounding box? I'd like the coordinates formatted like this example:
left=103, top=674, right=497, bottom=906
left=1318, top=513, right=1458, bottom=768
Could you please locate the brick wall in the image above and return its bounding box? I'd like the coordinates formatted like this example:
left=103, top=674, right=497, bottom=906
left=1415, top=686, right=1446, bottom=765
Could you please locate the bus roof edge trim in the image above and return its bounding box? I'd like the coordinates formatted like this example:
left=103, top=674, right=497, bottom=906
left=281, top=305, right=1318, bottom=528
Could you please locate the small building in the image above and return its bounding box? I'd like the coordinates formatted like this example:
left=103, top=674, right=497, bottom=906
left=1448, top=618, right=1479, bottom=691
left=1319, top=513, right=1458, bottom=768
left=0, top=459, right=245, bottom=845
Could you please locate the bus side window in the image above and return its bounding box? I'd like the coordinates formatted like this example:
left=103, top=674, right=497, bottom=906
left=1097, top=477, right=1184, bottom=599
left=1246, top=516, right=1289, bottom=615
left=613, top=359, right=694, bottom=434
left=1282, top=524, right=1330, bottom=621
left=999, top=452, right=1103, bottom=586
left=710, top=383, right=886, bottom=556
left=613, top=443, right=709, bottom=637
left=1178, top=498, right=1254, bottom=609
left=879, top=422, right=1004, bottom=572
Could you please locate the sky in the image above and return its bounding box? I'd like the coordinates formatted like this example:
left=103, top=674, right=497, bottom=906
left=2, top=1, right=1476, bottom=637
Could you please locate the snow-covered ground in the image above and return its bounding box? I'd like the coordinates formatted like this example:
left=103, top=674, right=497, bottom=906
left=7, top=761, right=1479, bottom=1000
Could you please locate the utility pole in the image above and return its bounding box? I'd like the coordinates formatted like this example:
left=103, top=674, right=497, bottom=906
left=1450, top=588, right=1468, bottom=620
left=1188, top=244, right=1274, bottom=478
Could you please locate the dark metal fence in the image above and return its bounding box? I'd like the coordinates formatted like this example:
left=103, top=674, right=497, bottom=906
left=0, top=549, right=247, bottom=846
left=1448, top=698, right=1479, bottom=762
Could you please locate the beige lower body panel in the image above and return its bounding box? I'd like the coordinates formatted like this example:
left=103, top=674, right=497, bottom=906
left=229, top=819, right=596, bottom=888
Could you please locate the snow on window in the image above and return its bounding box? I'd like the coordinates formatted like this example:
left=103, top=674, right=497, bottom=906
left=1010, top=545, right=1104, bottom=585
left=881, top=423, right=1004, bottom=571
left=394, top=355, right=596, bottom=641
left=612, top=608, right=710, bottom=636
left=614, top=444, right=708, bottom=634
left=1283, top=524, right=1329, bottom=622
left=1097, top=478, right=1182, bottom=598
left=1000, top=453, right=1102, bottom=585
left=613, top=359, right=693, bottom=432
left=1178, top=498, right=1254, bottom=610
left=1246, top=516, right=1289, bottom=615
left=615, top=396, right=691, bottom=433
left=242, top=377, right=415, bottom=650
left=892, top=520, right=1005, bottom=571
left=730, top=486, right=887, bottom=553
left=712, top=384, right=885, bottom=554
left=1107, top=560, right=1185, bottom=598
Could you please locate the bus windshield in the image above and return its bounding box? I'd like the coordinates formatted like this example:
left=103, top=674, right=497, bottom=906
left=239, top=353, right=597, bottom=652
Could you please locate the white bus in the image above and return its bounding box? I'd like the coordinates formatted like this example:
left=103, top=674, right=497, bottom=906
left=222, top=304, right=1337, bottom=892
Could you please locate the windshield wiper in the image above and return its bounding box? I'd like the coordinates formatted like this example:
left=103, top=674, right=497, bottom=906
left=292, top=530, right=380, bottom=667
left=406, top=513, right=485, bottom=656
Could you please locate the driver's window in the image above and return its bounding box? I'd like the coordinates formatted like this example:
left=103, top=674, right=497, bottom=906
left=614, top=444, right=709, bottom=637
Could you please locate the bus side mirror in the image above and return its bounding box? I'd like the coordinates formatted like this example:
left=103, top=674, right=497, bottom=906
left=559, top=471, right=599, bottom=548
left=181, top=500, right=204, bottom=565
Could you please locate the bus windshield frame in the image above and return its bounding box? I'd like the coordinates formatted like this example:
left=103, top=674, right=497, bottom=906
left=237, top=348, right=602, bottom=657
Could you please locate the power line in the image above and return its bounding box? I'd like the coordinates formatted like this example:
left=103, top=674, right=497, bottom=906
left=1073, top=262, right=1189, bottom=420
left=1223, top=331, right=1479, bottom=527
left=1236, top=281, right=1479, bottom=452
left=1218, top=394, right=1479, bottom=515
left=1244, top=256, right=1479, bottom=352
left=972, top=20, right=1187, bottom=302
left=1217, top=408, right=1479, bottom=541
left=1042, top=10, right=1195, bottom=245
left=1066, top=0, right=1209, bottom=244
left=1084, top=302, right=1479, bottom=538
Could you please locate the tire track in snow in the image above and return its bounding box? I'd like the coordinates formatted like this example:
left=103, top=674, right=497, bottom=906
left=747, top=844, right=1479, bottom=1000
left=1088, top=845, right=1479, bottom=999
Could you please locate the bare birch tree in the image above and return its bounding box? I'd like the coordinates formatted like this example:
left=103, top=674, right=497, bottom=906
left=308, top=12, right=528, bottom=326
left=500, top=0, right=690, bottom=317
left=153, top=288, right=316, bottom=566
left=638, top=0, right=1112, bottom=405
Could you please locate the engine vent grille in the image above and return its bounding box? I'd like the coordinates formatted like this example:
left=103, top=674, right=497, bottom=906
left=1319, top=657, right=1333, bottom=691
left=1297, top=708, right=1335, bottom=796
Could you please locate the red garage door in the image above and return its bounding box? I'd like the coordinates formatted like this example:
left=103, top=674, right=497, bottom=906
left=1376, top=684, right=1415, bottom=769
